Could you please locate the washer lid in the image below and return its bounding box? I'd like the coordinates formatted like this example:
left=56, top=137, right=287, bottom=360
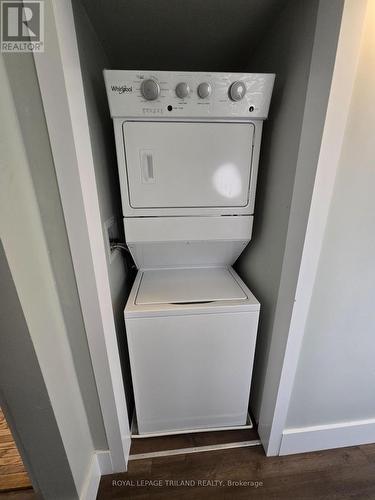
left=135, top=268, right=247, bottom=305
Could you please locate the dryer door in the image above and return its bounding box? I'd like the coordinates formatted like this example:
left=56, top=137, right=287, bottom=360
left=123, top=122, right=254, bottom=210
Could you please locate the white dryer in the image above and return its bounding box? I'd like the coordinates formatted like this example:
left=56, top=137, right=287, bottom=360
left=104, top=70, right=274, bottom=435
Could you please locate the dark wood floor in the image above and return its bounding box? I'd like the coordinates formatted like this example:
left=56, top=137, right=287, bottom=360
left=130, top=427, right=259, bottom=455
left=98, top=442, right=375, bottom=499
left=0, top=491, right=34, bottom=500
left=1, top=439, right=375, bottom=499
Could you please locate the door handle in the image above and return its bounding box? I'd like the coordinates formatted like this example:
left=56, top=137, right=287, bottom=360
left=140, top=150, right=155, bottom=183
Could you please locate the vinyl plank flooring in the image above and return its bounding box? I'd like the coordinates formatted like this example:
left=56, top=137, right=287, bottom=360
left=130, top=434, right=196, bottom=455
left=0, top=489, right=35, bottom=500
left=0, top=410, right=32, bottom=493
left=359, top=443, right=375, bottom=463
left=0, top=474, right=31, bottom=494
left=130, top=427, right=258, bottom=455
left=191, top=428, right=259, bottom=447
left=98, top=443, right=375, bottom=499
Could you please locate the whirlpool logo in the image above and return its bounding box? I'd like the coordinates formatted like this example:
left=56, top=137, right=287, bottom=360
left=111, top=85, right=133, bottom=94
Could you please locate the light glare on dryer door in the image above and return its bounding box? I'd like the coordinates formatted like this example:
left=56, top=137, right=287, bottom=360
left=213, top=163, right=243, bottom=199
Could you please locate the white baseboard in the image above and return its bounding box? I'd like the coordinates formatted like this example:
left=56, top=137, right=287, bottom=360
left=80, top=450, right=112, bottom=500
left=122, top=435, right=131, bottom=470
left=280, top=418, right=375, bottom=455
left=96, top=450, right=113, bottom=475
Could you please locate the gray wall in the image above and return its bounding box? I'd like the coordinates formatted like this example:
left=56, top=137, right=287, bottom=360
left=235, top=0, right=320, bottom=419
left=80, top=0, right=288, bottom=71
left=286, top=0, right=375, bottom=428
left=0, top=242, right=78, bottom=499
left=236, top=0, right=344, bottom=424
left=75, top=0, right=294, bottom=424
left=0, top=52, right=95, bottom=496
left=3, top=51, right=107, bottom=452
left=72, top=0, right=135, bottom=416
left=76, top=0, right=345, bottom=439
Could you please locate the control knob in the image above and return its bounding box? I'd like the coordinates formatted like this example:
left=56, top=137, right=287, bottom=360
left=229, top=81, right=247, bottom=101
left=140, top=79, right=160, bottom=100
left=197, top=82, right=211, bottom=99
left=175, top=82, right=190, bottom=99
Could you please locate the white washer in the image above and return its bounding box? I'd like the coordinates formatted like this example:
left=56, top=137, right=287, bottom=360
left=125, top=267, right=259, bottom=435
left=104, top=70, right=275, bottom=435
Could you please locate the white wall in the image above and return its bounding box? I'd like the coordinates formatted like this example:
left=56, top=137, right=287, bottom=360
left=286, top=0, right=375, bottom=429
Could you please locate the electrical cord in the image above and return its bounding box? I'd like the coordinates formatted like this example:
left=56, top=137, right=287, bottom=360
left=109, top=240, right=131, bottom=253
left=110, top=240, right=137, bottom=272
left=110, top=243, right=131, bottom=253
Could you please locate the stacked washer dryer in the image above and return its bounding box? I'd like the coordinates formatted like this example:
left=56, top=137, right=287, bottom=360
left=104, top=70, right=274, bottom=436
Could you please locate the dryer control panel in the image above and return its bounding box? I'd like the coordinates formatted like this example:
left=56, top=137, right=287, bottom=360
left=104, top=70, right=275, bottom=120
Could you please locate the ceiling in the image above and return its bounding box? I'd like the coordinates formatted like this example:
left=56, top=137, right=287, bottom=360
left=79, top=0, right=289, bottom=72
